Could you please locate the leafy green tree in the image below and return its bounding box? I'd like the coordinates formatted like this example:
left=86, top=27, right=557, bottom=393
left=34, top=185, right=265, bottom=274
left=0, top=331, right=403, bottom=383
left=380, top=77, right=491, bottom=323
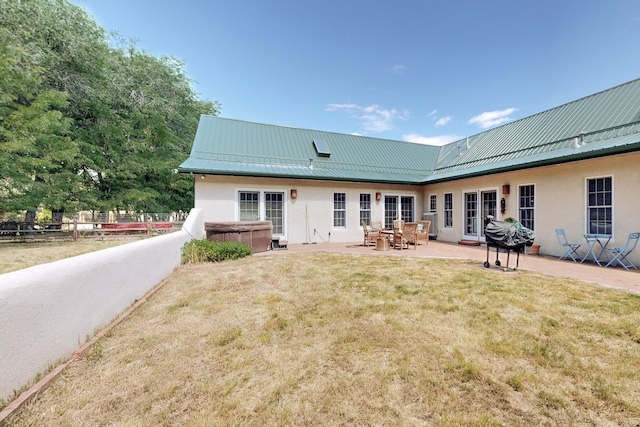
left=0, top=0, right=219, bottom=217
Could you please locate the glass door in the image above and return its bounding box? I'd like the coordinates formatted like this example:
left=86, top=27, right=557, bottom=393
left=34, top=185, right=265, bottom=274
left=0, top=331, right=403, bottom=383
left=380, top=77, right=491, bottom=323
left=384, top=196, right=398, bottom=229
left=463, top=192, right=478, bottom=239
left=463, top=190, right=497, bottom=241
left=480, top=190, right=497, bottom=238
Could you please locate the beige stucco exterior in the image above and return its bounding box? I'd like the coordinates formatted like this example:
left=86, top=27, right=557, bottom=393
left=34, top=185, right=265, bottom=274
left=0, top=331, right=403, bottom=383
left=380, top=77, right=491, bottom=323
left=195, top=151, right=639, bottom=266
left=423, top=151, right=640, bottom=266
left=195, top=175, right=423, bottom=245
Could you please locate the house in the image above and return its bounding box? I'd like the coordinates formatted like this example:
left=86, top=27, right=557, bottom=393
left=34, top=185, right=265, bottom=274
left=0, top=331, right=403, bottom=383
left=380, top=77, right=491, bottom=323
left=179, top=78, right=640, bottom=266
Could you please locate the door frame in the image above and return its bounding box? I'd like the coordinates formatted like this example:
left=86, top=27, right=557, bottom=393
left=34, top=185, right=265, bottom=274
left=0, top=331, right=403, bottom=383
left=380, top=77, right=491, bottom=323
left=461, top=187, right=498, bottom=241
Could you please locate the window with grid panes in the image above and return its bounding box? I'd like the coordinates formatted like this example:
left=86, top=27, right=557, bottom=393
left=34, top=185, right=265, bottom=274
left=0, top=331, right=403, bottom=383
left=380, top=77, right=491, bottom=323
left=359, top=194, right=371, bottom=226
left=444, top=193, right=453, bottom=227
left=429, top=194, right=437, bottom=212
left=333, top=193, right=346, bottom=228
left=239, top=192, right=259, bottom=221
left=518, top=185, right=535, bottom=230
left=587, top=177, right=612, bottom=235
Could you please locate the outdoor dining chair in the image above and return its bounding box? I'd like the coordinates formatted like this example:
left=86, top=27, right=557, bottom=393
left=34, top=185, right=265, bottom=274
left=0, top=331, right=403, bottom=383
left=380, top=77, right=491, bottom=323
left=361, top=221, right=380, bottom=247
left=555, top=229, right=582, bottom=262
left=605, top=232, right=639, bottom=270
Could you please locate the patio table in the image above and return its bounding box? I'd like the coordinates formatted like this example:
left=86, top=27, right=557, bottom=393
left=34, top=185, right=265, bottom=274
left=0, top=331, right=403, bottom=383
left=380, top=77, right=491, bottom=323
left=581, top=233, right=612, bottom=266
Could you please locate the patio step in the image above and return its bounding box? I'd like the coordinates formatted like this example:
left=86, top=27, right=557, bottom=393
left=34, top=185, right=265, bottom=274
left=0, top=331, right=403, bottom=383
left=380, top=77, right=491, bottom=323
left=458, top=240, right=481, bottom=246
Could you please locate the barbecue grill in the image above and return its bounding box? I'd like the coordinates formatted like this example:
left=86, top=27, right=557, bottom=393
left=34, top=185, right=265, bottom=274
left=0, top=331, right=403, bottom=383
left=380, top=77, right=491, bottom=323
left=483, top=217, right=535, bottom=271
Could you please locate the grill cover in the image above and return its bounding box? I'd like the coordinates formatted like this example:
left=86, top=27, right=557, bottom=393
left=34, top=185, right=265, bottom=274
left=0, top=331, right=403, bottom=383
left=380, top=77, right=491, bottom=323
left=484, top=219, right=535, bottom=249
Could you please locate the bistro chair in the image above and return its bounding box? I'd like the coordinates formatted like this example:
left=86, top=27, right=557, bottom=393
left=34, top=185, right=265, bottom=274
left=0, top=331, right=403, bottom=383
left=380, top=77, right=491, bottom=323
left=605, top=232, right=639, bottom=270
left=555, top=229, right=582, bottom=262
left=361, top=221, right=380, bottom=247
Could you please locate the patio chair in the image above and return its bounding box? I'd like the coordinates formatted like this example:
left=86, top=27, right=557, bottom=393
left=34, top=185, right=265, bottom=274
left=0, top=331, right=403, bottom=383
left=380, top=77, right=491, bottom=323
left=401, top=222, right=418, bottom=250
left=555, top=229, right=582, bottom=262
left=361, top=221, right=380, bottom=247
left=392, top=220, right=407, bottom=250
left=416, top=220, right=431, bottom=246
left=605, top=232, right=639, bottom=270
left=371, top=220, right=383, bottom=232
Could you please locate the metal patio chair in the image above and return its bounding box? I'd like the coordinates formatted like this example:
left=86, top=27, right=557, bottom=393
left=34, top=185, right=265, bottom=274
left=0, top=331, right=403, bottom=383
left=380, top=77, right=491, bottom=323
left=605, top=232, right=639, bottom=270
left=555, top=229, right=582, bottom=262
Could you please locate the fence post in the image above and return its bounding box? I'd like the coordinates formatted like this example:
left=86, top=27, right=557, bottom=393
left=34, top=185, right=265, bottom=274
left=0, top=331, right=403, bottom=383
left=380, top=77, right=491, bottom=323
left=73, top=219, right=78, bottom=241
left=147, top=219, right=152, bottom=237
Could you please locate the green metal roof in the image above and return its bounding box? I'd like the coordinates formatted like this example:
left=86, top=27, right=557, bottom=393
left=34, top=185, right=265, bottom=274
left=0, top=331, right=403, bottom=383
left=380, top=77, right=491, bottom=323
left=179, top=78, right=640, bottom=183
left=179, top=117, right=442, bottom=184
left=430, top=78, right=640, bottom=181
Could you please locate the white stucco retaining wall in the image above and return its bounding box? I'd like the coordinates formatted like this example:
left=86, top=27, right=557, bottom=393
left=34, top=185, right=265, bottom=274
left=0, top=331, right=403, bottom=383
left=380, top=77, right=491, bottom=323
left=0, top=208, right=205, bottom=403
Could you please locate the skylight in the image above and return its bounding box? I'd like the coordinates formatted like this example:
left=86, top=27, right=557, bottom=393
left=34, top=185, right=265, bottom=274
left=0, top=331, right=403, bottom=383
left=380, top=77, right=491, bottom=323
left=313, top=138, right=331, bottom=157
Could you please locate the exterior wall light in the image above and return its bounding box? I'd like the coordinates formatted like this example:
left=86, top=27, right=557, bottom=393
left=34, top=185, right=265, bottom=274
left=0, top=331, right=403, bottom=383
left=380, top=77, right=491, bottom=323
left=376, top=192, right=382, bottom=201
left=502, top=184, right=510, bottom=195
left=200, top=175, right=206, bottom=180
left=291, top=189, right=297, bottom=199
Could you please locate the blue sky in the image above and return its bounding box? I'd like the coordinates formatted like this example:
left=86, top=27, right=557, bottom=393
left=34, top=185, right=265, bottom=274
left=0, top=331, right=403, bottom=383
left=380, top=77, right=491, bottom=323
left=70, top=0, right=640, bottom=145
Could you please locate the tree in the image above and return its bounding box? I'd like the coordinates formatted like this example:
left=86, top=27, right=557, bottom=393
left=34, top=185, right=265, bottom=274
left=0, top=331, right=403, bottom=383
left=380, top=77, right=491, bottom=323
left=0, top=0, right=220, bottom=216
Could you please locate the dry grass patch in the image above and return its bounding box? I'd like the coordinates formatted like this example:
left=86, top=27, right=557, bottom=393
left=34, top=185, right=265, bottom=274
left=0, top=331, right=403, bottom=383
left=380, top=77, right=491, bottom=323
left=0, top=240, right=131, bottom=274
left=7, top=253, right=640, bottom=426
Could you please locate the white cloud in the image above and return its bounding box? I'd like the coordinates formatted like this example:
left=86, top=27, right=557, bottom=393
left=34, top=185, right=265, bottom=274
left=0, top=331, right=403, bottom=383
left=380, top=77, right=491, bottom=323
left=403, top=133, right=461, bottom=146
left=391, top=65, right=407, bottom=75
left=435, top=116, right=453, bottom=127
left=326, top=103, right=408, bottom=133
left=428, top=110, right=438, bottom=117
left=467, top=108, right=517, bottom=129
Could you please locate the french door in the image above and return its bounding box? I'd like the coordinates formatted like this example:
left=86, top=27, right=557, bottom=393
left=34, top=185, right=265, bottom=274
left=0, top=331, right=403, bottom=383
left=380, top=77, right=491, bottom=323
left=383, top=195, right=414, bottom=229
left=462, top=189, right=497, bottom=241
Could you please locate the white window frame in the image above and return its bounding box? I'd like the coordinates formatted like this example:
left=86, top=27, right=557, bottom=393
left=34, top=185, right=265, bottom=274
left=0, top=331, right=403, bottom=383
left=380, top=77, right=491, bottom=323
left=333, top=192, right=347, bottom=229
left=518, top=183, right=535, bottom=231
left=444, top=192, right=453, bottom=228
left=585, top=175, right=613, bottom=236
left=429, top=194, right=437, bottom=212
left=359, top=193, right=372, bottom=227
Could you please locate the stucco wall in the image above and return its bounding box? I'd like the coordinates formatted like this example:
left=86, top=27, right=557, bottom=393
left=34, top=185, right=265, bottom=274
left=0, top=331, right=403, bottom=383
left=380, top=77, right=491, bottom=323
left=195, top=175, right=423, bottom=245
left=0, top=209, right=205, bottom=403
left=422, top=152, right=640, bottom=265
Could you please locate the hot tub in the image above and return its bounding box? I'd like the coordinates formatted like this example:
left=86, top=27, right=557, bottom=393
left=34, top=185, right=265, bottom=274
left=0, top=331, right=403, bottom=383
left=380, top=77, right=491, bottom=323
left=205, top=221, right=273, bottom=253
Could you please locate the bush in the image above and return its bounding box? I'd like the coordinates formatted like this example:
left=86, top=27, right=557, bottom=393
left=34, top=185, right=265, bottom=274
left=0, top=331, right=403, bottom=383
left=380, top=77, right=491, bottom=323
left=181, top=239, right=252, bottom=264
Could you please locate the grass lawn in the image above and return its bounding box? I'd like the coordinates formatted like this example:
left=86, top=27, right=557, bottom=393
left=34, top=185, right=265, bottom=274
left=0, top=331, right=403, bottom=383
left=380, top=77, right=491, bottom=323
left=6, top=253, right=640, bottom=426
left=0, top=240, right=138, bottom=275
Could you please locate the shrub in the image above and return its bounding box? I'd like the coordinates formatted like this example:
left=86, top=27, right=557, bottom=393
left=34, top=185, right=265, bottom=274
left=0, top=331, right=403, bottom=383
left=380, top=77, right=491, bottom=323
left=181, top=239, right=252, bottom=264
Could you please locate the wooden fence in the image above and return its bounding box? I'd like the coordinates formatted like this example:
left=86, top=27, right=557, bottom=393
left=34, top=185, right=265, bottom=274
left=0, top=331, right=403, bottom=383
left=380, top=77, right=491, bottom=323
left=0, top=219, right=183, bottom=243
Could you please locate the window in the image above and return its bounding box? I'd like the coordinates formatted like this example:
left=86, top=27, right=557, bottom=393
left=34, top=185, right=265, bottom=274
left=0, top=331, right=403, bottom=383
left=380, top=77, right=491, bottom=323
left=239, top=192, right=259, bottom=221
left=444, top=193, right=453, bottom=228
left=518, top=185, right=535, bottom=230
left=334, top=193, right=346, bottom=228
left=359, top=193, right=371, bottom=226
left=429, top=194, right=437, bottom=212
left=237, top=190, right=285, bottom=236
left=587, top=177, right=612, bottom=235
